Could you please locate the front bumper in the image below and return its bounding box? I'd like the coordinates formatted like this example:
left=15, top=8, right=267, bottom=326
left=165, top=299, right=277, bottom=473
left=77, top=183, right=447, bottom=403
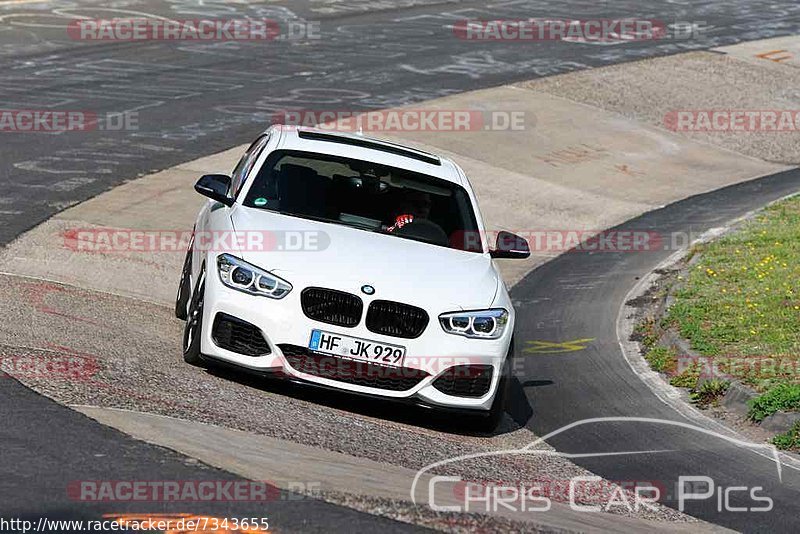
left=200, top=271, right=514, bottom=411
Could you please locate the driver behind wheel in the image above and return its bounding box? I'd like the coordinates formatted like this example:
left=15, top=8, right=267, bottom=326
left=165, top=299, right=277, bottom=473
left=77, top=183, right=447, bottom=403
left=387, top=189, right=432, bottom=232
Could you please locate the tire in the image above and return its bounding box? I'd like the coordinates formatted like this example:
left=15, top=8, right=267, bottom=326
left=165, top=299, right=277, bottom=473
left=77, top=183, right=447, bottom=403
left=470, top=342, right=514, bottom=434
left=174, top=243, right=193, bottom=320
left=182, top=267, right=205, bottom=366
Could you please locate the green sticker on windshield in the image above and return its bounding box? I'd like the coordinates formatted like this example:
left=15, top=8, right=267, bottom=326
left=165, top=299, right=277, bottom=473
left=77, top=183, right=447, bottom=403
left=254, top=198, right=268, bottom=207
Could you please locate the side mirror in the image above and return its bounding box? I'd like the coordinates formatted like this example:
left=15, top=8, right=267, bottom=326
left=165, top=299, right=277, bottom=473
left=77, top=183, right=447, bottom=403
left=490, top=230, right=530, bottom=259
left=195, top=174, right=234, bottom=207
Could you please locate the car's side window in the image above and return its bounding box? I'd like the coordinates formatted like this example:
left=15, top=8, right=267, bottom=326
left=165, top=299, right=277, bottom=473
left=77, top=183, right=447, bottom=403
left=230, top=134, right=270, bottom=199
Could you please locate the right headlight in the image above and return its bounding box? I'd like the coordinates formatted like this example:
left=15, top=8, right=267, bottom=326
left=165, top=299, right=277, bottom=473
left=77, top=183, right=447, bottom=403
left=439, top=309, right=509, bottom=339
left=217, top=254, right=292, bottom=299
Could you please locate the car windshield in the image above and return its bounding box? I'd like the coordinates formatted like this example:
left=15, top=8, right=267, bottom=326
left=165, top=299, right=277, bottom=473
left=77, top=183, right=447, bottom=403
left=243, top=150, right=483, bottom=253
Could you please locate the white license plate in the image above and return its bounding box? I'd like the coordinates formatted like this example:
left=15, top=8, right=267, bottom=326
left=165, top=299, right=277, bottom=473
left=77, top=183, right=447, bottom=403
left=308, top=330, right=406, bottom=367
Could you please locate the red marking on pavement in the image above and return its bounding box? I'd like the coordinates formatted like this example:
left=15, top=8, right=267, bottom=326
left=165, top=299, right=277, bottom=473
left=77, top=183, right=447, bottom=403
left=755, top=49, right=793, bottom=62
left=22, top=280, right=102, bottom=326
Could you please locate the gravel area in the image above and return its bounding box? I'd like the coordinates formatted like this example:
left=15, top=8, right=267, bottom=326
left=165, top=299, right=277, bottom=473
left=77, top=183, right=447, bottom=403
left=299, top=491, right=556, bottom=533
left=517, top=52, right=800, bottom=165
left=0, top=274, right=694, bottom=525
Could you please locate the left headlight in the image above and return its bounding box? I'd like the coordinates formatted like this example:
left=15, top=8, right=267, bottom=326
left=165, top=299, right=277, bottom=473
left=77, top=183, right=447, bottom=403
left=217, top=254, right=292, bottom=299
left=439, top=309, right=509, bottom=339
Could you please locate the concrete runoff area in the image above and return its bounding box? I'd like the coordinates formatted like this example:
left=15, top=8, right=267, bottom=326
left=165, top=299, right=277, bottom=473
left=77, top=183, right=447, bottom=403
left=0, top=41, right=796, bottom=530
left=715, top=35, right=800, bottom=69
left=520, top=38, right=800, bottom=166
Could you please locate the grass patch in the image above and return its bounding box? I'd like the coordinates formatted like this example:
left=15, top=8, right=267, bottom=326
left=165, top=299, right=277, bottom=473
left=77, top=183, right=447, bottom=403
left=773, top=421, right=800, bottom=451
left=748, top=383, right=800, bottom=422
left=634, top=317, right=660, bottom=350
left=645, top=346, right=678, bottom=373
left=670, top=362, right=701, bottom=389
left=690, top=379, right=730, bottom=407
left=665, top=196, right=800, bottom=394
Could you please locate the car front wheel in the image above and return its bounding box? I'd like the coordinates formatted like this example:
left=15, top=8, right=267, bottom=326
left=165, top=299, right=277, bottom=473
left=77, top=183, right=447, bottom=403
left=182, top=267, right=205, bottom=366
left=175, top=242, right=193, bottom=320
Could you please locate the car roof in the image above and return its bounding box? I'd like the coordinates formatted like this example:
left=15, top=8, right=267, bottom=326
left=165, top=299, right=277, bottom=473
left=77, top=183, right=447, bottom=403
left=268, top=125, right=465, bottom=186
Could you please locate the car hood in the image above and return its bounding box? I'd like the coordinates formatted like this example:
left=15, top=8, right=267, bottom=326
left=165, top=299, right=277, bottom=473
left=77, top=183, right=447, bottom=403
left=230, top=208, right=500, bottom=311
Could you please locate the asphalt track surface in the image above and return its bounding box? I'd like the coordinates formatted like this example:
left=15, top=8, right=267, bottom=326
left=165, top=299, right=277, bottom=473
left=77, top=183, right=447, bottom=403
left=2, top=0, right=800, bottom=529
left=515, top=168, right=800, bottom=532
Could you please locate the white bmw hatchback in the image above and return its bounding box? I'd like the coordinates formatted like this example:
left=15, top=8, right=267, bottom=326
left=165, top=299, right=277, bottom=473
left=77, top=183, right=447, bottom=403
left=176, top=126, right=530, bottom=430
